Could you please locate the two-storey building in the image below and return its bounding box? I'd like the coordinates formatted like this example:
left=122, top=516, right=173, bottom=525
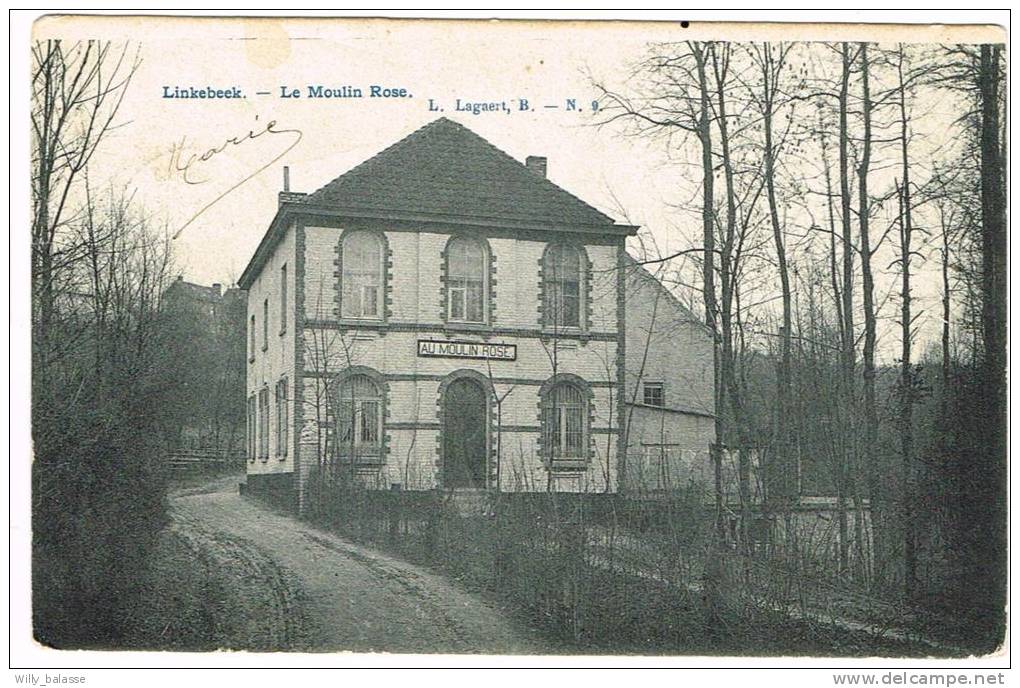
left=239, top=117, right=715, bottom=512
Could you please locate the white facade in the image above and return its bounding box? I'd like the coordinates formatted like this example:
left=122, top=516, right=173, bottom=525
left=239, top=120, right=716, bottom=511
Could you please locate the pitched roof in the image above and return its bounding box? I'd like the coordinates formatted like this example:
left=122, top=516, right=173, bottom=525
left=304, top=117, right=615, bottom=227
left=164, top=277, right=223, bottom=303
left=240, top=118, right=635, bottom=289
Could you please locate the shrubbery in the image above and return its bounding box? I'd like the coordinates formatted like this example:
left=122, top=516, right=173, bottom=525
left=302, top=467, right=930, bottom=654
left=32, top=417, right=168, bottom=647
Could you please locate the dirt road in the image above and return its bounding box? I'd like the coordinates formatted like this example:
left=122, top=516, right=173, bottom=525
left=168, top=480, right=545, bottom=654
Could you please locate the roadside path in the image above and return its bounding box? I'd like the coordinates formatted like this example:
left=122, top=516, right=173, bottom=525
left=170, top=482, right=544, bottom=654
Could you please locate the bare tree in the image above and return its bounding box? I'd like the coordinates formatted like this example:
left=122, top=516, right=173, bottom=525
left=892, top=45, right=921, bottom=600
left=747, top=41, right=797, bottom=506
left=593, top=40, right=729, bottom=532
left=32, top=40, right=139, bottom=396
left=855, top=43, right=882, bottom=587
left=974, top=42, right=1007, bottom=630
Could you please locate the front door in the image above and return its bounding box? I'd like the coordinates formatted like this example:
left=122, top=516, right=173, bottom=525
left=442, top=378, right=488, bottom=488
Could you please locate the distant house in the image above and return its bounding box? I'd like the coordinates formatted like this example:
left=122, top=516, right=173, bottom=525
left=162, top=277, right=247, bottom=458
left=238, top=117, right=716, bottom=512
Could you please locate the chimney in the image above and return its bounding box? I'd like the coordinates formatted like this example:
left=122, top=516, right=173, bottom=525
left=525, top=155, right=547, bottom=178
left=212, top=283, right=222, bottom=296
left=278, top=166, right=307, bottom=207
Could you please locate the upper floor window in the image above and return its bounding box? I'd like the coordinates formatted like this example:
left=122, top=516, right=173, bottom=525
left=543, top=244, right=583, bottom=329
left=262, top=298, right=269, bottom=350
left=280, top=263, right=288, bottom=335
left=341, top=231, right=383, bottom=319
left=249, top=314, right=256, bottom=361
left=336, top=374, right=382, bottom=459
left=643, top=382, right=665, bottom=407
left=446, top=236, right=486, bottom=324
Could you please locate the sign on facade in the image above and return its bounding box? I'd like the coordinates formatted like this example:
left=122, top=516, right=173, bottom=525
left=417, top=339, right=517, bottom=361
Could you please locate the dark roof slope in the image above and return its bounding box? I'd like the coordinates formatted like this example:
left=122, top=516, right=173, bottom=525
left=305, top=117, right=615, bottom=227
left=164, top=278, right=223, bottom=303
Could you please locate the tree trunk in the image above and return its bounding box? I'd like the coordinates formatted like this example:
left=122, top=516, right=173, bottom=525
left=896, top=48, right=917, bottom=602
left=711, top=44, right=747, bottom=452
left=761, top=42, right=794, bottom=505
left=835, top=42, right=855, bottom=576
left=857, top=42, right=879, bottom=587
left=940, top=211, right=951, bottom=426
left=975, top=42, right=1007, bottom=631
left=691, top=42, right=724, bottom=537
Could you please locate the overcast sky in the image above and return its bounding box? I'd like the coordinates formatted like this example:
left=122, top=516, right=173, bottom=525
left=33, top=17, right=1003, bottom=359
left=37, top=18, right=684, bottom=285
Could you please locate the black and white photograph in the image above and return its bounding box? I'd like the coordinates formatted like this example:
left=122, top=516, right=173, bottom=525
left=10, top=10, right=1010, bottom=678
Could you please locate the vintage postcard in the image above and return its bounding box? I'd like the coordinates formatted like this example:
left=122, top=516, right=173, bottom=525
left=13, top=11, right=1009, bottom=675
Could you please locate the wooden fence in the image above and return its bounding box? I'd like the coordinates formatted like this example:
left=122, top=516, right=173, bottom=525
left=166, top=448, right=245, bottom=473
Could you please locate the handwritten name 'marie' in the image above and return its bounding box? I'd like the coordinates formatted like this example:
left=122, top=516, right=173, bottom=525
left=163, top=85, right=244, bottom=99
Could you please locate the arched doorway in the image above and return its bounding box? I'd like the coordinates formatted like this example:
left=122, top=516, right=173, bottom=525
left=442, top=377, right=488, bottom=489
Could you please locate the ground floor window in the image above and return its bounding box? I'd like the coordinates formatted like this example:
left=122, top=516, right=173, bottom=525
left=247, top=395, right=257, bottom=461
left=258, top=388, right=270, bottom=460
left=336, top=374, right=382, bottom=460
left=275, top=378, right=288, bottom=458
left=542, top=381, right=588, bottom=462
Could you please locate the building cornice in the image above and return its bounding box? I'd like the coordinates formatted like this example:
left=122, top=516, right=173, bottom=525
left=238, top=201, right=639, bottom=290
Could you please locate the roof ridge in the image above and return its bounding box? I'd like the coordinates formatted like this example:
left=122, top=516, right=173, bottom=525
left=305, top=117, right=614, bottom=225
left=438, top=119, right=615, bottom=225
left=306, top=118, right=451, bottom=203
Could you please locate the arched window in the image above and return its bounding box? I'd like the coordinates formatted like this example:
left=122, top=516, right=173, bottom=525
left=341, top=231, right=383, bottom=319
left=446, top=237, right=486, bottom=323
left=543, top=244, right=582, bottom=329
left=543, top=382, right=587, bottom=460
left=336, top=374, right=382, bottom=458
